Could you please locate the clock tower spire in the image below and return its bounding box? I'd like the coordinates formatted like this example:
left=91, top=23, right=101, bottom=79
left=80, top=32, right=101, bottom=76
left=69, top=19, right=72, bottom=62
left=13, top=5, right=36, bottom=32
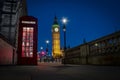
left=53, top=15, right=58, bottom=24
left=52, top=16, right=61, bottom=59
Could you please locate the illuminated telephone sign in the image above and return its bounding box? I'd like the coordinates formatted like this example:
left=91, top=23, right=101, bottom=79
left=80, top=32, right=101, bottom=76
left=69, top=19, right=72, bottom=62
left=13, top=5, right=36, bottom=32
left=18, top=16, right=38, bottom=65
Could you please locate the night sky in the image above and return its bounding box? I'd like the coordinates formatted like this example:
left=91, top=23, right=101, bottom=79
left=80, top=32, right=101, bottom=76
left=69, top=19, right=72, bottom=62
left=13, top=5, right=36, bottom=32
left=27, top=0, right=120, bottom=52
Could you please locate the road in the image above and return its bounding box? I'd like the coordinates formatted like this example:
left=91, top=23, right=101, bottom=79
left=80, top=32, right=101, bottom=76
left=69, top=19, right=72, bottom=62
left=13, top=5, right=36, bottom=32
left=0, top=62, right=120, bottom=80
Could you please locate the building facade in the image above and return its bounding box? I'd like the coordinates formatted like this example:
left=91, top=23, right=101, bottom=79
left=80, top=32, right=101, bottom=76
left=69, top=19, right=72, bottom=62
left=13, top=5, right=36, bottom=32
left=52, top=16, right=62, bottom=59
left=0, top=0, right=28, bottom=65
left=64, top=31, right=120, bottom=65
left=0, top=0, right=27, bottom=47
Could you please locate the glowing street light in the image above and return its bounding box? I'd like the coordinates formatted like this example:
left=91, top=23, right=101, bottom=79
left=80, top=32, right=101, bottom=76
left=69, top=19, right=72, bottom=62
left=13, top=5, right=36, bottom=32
left=95, top=43, right=98, bottom=46
left=45, top=40, right=50, bottom=51
left=40, top=46, right=43, bottom=50
left=46, top=40, right=50, bottom=44
left=62, top=17, right=68, bottom=24
left=62, top=17, right=68, bottom=50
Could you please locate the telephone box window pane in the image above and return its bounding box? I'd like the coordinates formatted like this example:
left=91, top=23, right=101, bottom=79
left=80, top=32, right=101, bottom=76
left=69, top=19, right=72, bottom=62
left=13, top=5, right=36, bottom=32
left=30, top=47, right=33, bottom=51
left=23, top=32, right=26, bottom=36
left=30, top=52, right=33, bottom=57
left=22, top=42, right=25, bottom=46
left=22, top=27, right=34, bottom=57
left=26, top=42, right=29, bottom=46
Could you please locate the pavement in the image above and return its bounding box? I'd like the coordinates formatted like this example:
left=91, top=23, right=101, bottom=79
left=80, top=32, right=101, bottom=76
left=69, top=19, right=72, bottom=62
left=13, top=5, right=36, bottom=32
left=0, top=62, right=120, bottom=80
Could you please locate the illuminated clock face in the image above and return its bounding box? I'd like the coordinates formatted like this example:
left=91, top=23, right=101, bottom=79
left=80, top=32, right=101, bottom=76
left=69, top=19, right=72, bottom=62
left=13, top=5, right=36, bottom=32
left=54, top=28, right=59, bottom=32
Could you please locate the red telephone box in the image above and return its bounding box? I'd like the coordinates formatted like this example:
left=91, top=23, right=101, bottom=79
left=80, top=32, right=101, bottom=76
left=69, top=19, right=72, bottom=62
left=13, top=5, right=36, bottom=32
left=17, top=16, right=38, bottom=65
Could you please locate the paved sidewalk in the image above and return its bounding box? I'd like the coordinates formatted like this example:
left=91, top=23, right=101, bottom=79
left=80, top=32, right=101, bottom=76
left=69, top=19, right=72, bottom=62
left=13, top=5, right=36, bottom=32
left=0, top=62, right=120, bottom=80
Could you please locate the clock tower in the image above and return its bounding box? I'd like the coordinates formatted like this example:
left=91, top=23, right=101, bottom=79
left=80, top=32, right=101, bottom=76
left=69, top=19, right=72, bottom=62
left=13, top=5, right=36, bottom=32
left=52, top=16, right=61, bottom=58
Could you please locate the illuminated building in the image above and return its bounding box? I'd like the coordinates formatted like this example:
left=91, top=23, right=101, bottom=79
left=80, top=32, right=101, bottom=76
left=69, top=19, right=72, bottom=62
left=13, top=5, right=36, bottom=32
left=17, top=16, right=38, bottom=65
left=52, top=16, right=62, bottom=58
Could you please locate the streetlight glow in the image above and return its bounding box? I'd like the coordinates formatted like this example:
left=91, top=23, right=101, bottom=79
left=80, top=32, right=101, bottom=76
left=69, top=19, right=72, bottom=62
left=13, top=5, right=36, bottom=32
left=46, top=40, right=50, bottom=44
left=95, top=43, right=98, bottom=46
left=40, top=46, right=43, bottom=50
left=62, top=17, right=68, bottom=24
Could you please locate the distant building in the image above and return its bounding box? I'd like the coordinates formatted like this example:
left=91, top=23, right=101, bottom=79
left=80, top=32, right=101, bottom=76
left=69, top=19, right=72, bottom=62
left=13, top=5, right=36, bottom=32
left=64, top=31, right=120, bottom=65
left=52, top=16, right=62, bottom=59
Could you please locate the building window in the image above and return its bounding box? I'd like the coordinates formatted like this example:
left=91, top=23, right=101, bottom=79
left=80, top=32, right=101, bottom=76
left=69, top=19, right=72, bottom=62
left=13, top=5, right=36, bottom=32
left=22, top=27, right=34, bottom=57
left=1, top=14, right=10, bottom=25
left=3, top=2, right=11, bottom=12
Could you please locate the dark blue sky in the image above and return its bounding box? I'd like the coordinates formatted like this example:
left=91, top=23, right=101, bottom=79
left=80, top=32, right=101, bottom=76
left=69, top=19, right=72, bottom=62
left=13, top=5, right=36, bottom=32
left=27, top=0, right=120, bottom=52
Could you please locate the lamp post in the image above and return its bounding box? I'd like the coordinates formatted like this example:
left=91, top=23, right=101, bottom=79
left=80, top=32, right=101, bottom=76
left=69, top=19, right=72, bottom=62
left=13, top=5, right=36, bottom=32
left=62, top=17, right=68, bottom=64
left=63, top=25, right=66, bottom=50
left=40, top=46, right=43, bottom=62
left=45, top=40, right=50, bottom=62
left=62, top=17, right=67, bottom=50
left=46, top=40, right=49, bottom=48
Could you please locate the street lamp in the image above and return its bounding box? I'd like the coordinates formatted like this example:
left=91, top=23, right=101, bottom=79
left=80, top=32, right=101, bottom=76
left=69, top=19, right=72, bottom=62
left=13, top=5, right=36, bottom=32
left=46, top=40, right=50, bottom=48
left=62, top=18, right=67, bottom=24
left=45, top=40, right=50, bottom=62
left=62, top=17, right=68, bottom=50
left=62, top=17, right=68, bottom=64
left=40, top=46, right=43, bottom=62
left=40, top=46, right=43, bottom=50
left=45, top=40, right=49, bottom=54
